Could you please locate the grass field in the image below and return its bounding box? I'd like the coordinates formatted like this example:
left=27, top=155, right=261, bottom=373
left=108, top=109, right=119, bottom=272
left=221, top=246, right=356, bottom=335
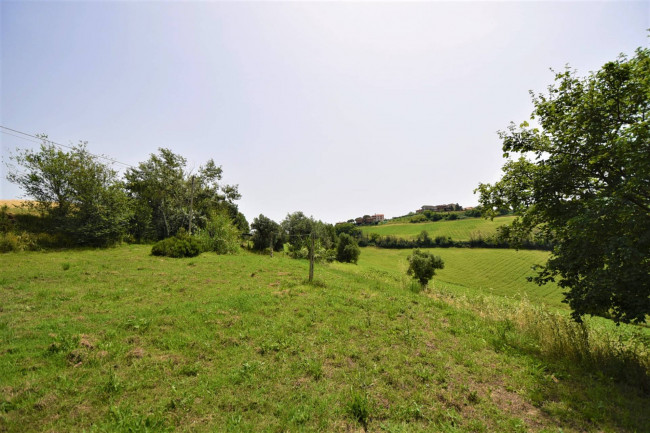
left=1, top=245, right=648, bottom=432
left=362, top=216, right=516, bottom=241
left=353, top=247, right=564, bottom=308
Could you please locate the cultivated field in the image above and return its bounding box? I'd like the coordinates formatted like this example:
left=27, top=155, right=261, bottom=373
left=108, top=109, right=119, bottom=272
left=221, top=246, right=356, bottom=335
left=1, top=245, right=648, bottom=432
left=0, top=200, right=33, bottom=215
left=362, top=216, right=516, bottom=241
left=352, top=247, right=563, bottom=307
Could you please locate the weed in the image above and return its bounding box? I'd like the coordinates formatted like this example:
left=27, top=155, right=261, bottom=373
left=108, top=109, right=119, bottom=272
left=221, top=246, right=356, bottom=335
left=178, top=363, right=200, bottom=377
left=47, top=333, right=80, bottom=355
left=101, top=405, right=172, bottom=432
left=303, top=358, right=323, bottom=380
left=467, top=390, right=480, bottom=404
left=123, top=317, right=151, bottom=333
left=62, top=262, right=70, bottom=271
left=347, top=390, right=371, bottom=431
left=104, top=371, right=121, bottom=395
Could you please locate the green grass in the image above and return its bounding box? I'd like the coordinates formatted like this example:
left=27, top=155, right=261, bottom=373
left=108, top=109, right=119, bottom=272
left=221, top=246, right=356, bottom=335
left=354, top=247, right=564, bottom=307
left=1, top=245, right=648, bottom=432
left=362, top=216, right=516, bottom=241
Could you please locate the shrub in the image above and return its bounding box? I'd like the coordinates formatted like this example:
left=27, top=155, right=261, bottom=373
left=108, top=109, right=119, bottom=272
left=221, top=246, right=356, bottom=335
left=196, top=212, right=240, bottom=255
left=0, top=206, right=13, bottom=233
left=336, top=233, right=360, bottom=264
left=0, top=233, right=20, bottom=253
left=151, top=231, right=202, bottom=258
left=407, top=249, right=445, bottom=289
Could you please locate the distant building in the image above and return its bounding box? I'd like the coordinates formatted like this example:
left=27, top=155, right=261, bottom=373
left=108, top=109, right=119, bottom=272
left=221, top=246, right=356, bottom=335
left=353, top=213, right=384, bottom=225
left=417, top=204, right=462, bottom=213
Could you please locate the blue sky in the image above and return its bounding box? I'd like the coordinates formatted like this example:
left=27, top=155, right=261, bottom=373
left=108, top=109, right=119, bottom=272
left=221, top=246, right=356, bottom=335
left=1, top=1, right=648, bottom=224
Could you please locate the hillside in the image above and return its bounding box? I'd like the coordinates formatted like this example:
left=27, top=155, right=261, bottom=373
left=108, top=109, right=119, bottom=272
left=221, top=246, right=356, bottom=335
left=354, top=247, right=564, bottom=307
left=1, top=245, right=647, bottom=432
left=361, top=216, right=516, bottom=241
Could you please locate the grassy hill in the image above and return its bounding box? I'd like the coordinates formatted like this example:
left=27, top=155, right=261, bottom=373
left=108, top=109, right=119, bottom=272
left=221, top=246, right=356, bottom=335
left=353, top=247, right=564, bottom=307
left=362, top=216, right=516, bottom=241
left=1, top=245, right=648, bottom=432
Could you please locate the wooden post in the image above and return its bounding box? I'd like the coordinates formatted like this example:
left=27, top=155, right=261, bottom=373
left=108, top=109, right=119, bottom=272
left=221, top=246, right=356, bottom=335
left=188, top=175, right=195, bottom=235
left=269, top=235, right=274, bottom=258
left=308, top=232, right=315, bottom=282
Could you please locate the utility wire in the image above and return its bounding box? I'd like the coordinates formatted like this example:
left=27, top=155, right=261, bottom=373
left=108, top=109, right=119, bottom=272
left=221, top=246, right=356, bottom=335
left=0, top=125, right=135, bottom=169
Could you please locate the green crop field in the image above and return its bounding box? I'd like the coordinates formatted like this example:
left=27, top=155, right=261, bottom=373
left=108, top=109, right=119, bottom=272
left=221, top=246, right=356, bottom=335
left=1, top=245, right=648, bottom=432
left=362, top=216, right=516, bottom=241
left=350, top=247, right=564, bottom=307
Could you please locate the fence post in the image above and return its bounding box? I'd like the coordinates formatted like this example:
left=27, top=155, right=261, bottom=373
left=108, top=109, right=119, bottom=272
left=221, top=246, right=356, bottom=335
left=308, top=232, right=314, bottom=282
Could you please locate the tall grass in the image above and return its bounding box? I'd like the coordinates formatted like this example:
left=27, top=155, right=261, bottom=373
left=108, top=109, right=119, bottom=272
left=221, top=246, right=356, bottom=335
left=427, top=284, right=650, bottom=393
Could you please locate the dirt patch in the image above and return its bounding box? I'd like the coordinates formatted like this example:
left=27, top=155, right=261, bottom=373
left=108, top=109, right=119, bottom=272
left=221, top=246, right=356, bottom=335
left=33, top=393, right=57, bottom=411
left=127, top=347, right=145, bottom=359
left=272, top=289, right=289, bottom=297
left=79, top=334, right=94, bottom=349
left=489, top=387, right=547, bottom=430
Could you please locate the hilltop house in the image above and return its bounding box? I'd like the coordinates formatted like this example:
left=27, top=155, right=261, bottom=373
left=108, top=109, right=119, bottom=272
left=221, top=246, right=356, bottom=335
left=416, top=204, right=461, bottom=213
left=355, top=214, right=385, bottom=225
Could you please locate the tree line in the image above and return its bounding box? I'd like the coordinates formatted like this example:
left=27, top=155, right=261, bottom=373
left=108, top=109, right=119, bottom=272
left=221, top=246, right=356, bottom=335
left=4, top=142, right=247, bottom=248
left=2, top=141, right=361, bottom=263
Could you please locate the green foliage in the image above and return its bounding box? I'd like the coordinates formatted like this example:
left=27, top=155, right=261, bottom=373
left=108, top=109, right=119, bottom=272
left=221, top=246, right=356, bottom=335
left=6, top=140, right=131, bottom=246
left=250, top=214, right=282, bottom=252
left=334, top=222, right=362, bottom=239
left=0, top=206, right=13, bottom=233
left=125, top=148, right=240, bottom=241
left=281, top=211, right=337, bottom=259
left=0, top=233, right=20, bottom=253
left=336, top=233, right=360, bottom=264
left=347, top=391, right=371, bottom=430
left=196, top=212, right=240, bottom=255
left=476, top=46, right=650, bottom=324
left=406, top=249, right=444, bottom=288
left=151, top=230, right=202, bottom=258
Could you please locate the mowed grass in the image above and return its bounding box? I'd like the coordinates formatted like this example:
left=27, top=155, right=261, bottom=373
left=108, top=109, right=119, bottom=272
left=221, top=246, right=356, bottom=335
left=362, top=216, right=516, bottom=241
left=354, top=247, right=564, bottom=307
left=1, top=245, right=648, bottom=432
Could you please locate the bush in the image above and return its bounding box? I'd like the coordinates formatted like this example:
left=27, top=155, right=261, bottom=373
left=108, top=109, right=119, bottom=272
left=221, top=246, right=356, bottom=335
left=0, top=233, right=20, bottom=253
left=151, top=231, right=202, bottom=258
left=196, top=212, right=240, bottom=255
left=336, top=233, right=360, bottom=264
left=407, top=249, right=445, bottom=289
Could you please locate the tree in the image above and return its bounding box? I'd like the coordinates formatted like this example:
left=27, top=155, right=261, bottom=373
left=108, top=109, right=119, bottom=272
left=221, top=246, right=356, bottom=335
left=476, top=46, right=650, bottom=324
left=281, top=211, right=337, bottom=261
left=406, top=249, right=444, bottom=289
left=334, top=222, right=362, bottom=239
left=336, top=233, right=360, bottom=264
left=251, top=214, right=282, bottom=252
left=125, top=149, right=240, bottom=241
left=416, top=230, right=431, bottom=247
left=6, top=139, right=131, bottom=246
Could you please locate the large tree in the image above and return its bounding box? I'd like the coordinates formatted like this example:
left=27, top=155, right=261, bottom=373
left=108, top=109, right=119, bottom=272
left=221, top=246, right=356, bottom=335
left=7, top=139, right=131, bottom=246
left=476, top=46, right=650, bottom=324
left=125, top=148, right=241, bottom=241
left=251, top=214, right=282, bottom=252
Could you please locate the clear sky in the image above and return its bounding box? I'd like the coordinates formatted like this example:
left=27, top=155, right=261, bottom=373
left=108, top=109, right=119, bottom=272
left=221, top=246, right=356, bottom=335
left=1, top=1, right=648, bottom=224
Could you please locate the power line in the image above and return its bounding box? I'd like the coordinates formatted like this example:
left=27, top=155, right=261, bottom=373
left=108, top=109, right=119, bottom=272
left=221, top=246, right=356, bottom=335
left=0, top=130, right=42, bottom=145
left=0, top=126, right=135, bottom=169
